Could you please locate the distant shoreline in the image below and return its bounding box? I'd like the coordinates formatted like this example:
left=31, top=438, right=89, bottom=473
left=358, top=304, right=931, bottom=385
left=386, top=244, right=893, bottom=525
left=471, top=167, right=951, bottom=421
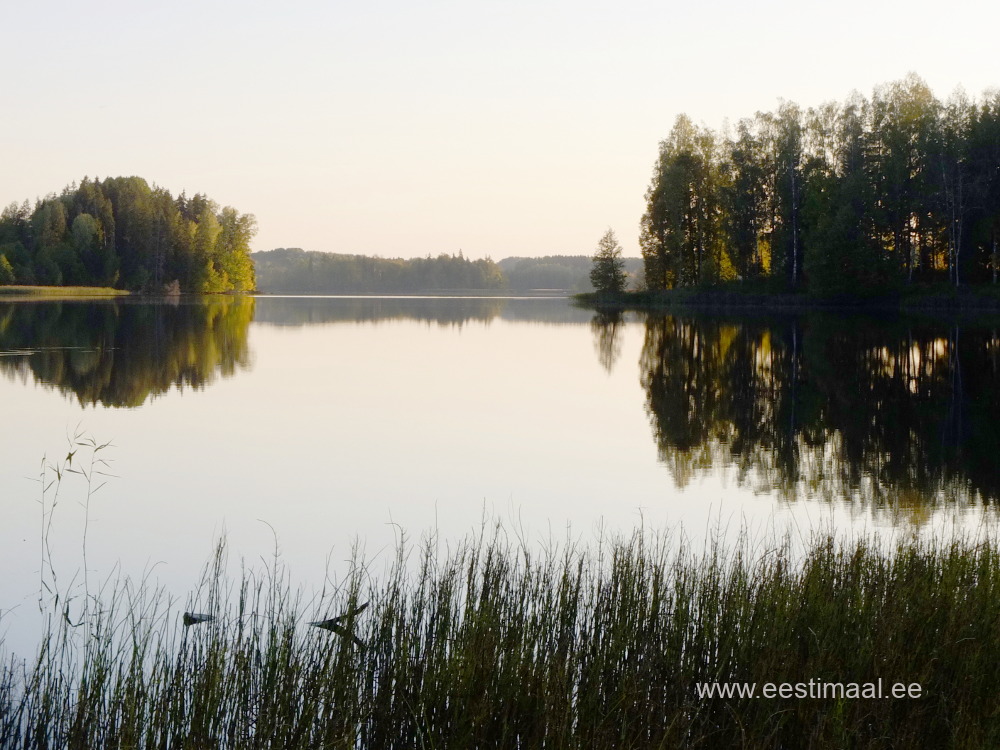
left=0, top=285, right=131, bottom=298
left=0, top=286, right=577, bottom=301
left=252, top=289, right=572, bottom=298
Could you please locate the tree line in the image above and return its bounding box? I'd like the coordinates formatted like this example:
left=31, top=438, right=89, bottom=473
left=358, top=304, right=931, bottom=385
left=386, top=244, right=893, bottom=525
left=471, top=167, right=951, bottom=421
left=499, top=254, right=641, bottom=292
left=0, top=176, right=256, bottom=292
left=253, top=248, right=505, bottom=293
left=254, top=248, right=646, bottom=293
left=641, top=74, right=1000, bottom=295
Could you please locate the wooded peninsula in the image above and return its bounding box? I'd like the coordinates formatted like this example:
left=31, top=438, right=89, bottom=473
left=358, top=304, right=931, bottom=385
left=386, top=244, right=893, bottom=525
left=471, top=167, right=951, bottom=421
left=0, top=176, right=256, bottom=293
left=638, top=74, right=1000, bottom=297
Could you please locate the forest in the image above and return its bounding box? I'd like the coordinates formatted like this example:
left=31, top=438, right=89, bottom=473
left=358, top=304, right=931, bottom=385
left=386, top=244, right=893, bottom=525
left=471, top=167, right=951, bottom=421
left=641, top=74, right=1000, bottom=296
left=252, top=248, right=505, bottom=294
left=253, top=249, right=644, bottom=294
left=0, top=177, right=256, bottom=292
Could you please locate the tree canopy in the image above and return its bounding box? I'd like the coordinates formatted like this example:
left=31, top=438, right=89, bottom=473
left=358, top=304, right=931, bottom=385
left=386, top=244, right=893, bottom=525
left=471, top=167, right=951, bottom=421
left=640, top=75, right=1000, bottom=295
left=0, top=177, right=256, bottom=292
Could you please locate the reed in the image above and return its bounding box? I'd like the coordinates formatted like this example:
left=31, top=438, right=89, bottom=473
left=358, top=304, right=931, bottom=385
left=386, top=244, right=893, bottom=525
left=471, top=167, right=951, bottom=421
left=3, top=524, right=1000, bottom=748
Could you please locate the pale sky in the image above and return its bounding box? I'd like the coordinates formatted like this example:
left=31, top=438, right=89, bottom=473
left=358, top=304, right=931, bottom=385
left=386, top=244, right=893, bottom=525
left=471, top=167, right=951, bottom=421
left=2, top=0, right=997, bottom=260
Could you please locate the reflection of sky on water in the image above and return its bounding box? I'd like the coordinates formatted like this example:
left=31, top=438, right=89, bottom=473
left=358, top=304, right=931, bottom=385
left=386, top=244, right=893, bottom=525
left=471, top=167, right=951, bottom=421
left=2, top=297, right=999, bottom=659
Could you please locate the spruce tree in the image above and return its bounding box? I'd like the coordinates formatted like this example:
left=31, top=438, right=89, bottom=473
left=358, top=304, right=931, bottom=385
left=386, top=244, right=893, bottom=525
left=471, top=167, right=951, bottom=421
left=590, top=229, right=627, bottom=295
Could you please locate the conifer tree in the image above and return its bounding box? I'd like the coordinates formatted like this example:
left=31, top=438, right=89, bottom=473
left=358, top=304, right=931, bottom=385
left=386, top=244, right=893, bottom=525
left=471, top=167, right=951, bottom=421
left=590, top=229, right=628, bottom=295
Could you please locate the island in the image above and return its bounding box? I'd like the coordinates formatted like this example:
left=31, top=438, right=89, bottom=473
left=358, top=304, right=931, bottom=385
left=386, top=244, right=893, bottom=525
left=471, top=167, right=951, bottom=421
left=0, top=176, right=256, bottom=294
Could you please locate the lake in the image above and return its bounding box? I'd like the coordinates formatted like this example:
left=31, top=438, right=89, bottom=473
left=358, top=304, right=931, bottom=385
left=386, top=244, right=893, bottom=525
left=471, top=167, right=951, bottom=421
left=2, top=295, right=998, bottom=657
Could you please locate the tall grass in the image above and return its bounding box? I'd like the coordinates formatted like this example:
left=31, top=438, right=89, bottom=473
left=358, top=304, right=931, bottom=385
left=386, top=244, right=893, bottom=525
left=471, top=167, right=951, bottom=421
left=3, top=523, right=1000, bottom=748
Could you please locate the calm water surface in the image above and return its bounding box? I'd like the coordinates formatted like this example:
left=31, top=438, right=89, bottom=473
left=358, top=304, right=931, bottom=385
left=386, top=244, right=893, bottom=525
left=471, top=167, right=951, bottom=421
left=2, top=296, right=998, bottom=654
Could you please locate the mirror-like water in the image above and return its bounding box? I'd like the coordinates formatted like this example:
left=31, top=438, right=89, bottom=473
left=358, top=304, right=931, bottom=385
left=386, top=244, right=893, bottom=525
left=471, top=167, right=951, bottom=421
left=2, top=296, right=998, bottom=657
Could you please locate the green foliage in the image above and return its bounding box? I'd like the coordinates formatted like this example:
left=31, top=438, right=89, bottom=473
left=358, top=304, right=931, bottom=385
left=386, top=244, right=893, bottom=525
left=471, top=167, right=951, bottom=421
left=641, top=115, right=727, bottom=288
left=0, top=241, right=32, bottom=283
left=589, top=229, right=627, bottom=294
left=70, top=213, right=100, bottom=255
left=721, top=120, right=769, bottom=282
left=0, top=177, right=256, bottom=293
left=33, top=245, right=63, bottom=285
left=31, top=199, right=68, bottom=251
left=641, top=75, right=1000, bottom=296
left=0, top=201, right=31, bottom=247
left=0, top=254, right=13, bottom=285
left=216, top=207, right=257, bottom=292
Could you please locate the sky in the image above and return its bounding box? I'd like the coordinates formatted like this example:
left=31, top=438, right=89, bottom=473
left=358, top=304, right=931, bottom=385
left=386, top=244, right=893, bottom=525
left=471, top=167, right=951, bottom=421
left=2, top=0, right=998, bottom=260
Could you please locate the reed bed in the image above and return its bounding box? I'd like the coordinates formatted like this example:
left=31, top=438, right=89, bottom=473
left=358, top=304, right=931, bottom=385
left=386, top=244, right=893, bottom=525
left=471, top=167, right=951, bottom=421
left=3, top=526, right=1000, bottom=749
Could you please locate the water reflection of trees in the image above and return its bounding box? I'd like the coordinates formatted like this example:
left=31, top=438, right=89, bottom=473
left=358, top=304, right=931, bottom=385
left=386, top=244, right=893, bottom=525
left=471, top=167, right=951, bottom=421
left=590, top=311, right=624, bottom=373
left=0, top=298, right=253, bottom=408
left=252, top=296, right=593, bottom=327
left=637, top=313, right=999, bottom=506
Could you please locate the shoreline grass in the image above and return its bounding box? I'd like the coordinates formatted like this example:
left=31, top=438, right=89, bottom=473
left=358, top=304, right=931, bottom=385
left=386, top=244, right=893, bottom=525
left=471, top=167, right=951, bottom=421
left=3, top=527, right=1000, bottom=748
left=0, top=285, right=131, bottom=298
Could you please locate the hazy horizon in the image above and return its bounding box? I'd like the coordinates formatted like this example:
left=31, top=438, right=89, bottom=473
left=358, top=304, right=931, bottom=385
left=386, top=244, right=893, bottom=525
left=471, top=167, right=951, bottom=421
left=251, top=246, right=643, bottom=260
left=3, top=0, right=997, bottom=261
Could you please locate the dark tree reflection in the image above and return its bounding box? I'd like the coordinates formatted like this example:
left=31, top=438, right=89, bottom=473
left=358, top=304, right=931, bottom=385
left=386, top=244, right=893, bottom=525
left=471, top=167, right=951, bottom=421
left=0, top=298, right=253, bottom=408
left=639, top=313, right=1000, bottom=506
left=251, top=296, right=593, bottom=327
left=590, top=311, right=625, bottom=373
